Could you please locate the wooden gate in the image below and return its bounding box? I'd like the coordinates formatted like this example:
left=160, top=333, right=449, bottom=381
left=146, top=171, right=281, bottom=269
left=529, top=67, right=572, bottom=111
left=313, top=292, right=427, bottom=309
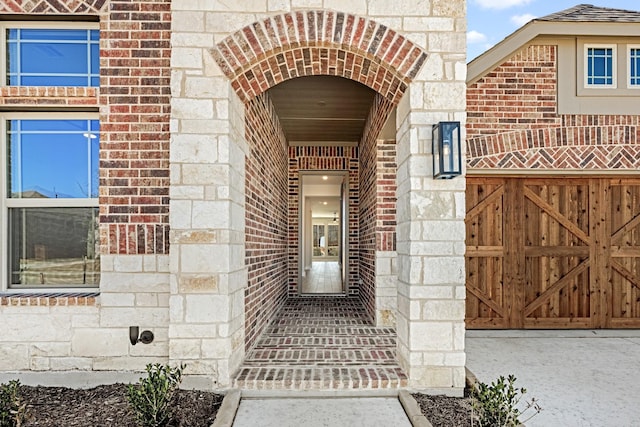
left=466, top=177, right=640, bottom=329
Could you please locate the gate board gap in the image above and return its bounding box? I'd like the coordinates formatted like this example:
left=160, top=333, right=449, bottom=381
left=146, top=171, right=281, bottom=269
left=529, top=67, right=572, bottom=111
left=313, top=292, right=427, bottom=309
left=466, top=177, right=640, bottom=329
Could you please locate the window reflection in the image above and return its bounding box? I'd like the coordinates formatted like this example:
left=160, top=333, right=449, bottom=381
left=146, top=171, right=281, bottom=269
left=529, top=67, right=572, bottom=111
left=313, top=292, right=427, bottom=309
left=6, top=28, right=99, bottom=87
left=7, top=119, right=99, bottom=199
left=9, top=208, right=100, bottom=287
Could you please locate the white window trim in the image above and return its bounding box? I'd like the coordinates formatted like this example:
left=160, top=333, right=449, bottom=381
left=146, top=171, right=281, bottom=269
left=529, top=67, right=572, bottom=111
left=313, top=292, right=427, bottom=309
left=1, top=112, right=99, bottom=293
left=628, top=44, right=640, bottom=89
left=584, top=43, right=617, bottom=89
left=0, top=21, right=100, bottom=88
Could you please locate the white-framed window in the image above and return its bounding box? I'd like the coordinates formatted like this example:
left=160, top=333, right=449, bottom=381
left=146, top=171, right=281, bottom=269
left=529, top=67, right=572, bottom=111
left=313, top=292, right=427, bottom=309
left=1, top=113, right=100, bottom=291
left=584, top=44, right=616, bottom=88
left=629, top=45, right=640, bottom=88
left=1, top=22, right=99, bottom=87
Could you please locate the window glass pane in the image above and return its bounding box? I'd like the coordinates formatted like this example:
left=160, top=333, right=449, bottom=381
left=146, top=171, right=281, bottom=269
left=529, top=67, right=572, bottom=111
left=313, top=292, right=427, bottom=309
left=631, top=48, right=640, bottom=86
left=5, top=28, right=99, bottom=87
left=8, top=207, right=100, bottom=288
left=19, top=29, right=89, bottom=41
left=587, top=47, right=613, bottom=86
left=7, top=119, right=99, bottom=198
left=21, top=43, right=88, bottom=73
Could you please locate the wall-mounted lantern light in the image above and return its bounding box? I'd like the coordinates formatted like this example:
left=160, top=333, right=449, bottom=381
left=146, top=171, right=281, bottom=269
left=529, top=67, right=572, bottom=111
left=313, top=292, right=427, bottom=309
left=432, top=121, right=462, bottom=179
left=129, top=326, right=154, bottom=345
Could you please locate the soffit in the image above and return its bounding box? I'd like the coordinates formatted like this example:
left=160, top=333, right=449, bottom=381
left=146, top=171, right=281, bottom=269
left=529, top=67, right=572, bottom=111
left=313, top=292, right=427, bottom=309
left=268, top=76, right=376, bottom=145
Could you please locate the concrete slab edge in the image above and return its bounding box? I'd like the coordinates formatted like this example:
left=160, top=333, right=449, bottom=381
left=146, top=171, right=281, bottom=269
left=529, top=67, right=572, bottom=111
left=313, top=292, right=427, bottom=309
left=398, top=390, right=433, bottom=427
left=211, top=389, right=241, bottom=427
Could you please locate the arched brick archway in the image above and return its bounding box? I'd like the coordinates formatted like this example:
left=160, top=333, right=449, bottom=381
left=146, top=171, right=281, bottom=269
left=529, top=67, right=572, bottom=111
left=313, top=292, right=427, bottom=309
left=210, top=10, right=427, bottom=104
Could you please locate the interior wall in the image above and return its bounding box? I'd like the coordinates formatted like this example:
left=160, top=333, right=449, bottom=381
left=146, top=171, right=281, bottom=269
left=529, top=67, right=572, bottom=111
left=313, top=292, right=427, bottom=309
left=244, top=93, right=289, bottom=351
left=288, top=147, right=359, bottom=296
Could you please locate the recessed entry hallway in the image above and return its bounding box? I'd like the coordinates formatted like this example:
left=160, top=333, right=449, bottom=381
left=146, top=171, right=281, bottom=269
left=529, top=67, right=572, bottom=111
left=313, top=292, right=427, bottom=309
left=233, top=298, right=407, bottom=390
left=301, top=262, right=342, bottom=294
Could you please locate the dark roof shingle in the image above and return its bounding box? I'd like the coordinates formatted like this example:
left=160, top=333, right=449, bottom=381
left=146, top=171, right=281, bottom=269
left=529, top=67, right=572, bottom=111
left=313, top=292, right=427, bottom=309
left=537, top=3, right=640, bottom=23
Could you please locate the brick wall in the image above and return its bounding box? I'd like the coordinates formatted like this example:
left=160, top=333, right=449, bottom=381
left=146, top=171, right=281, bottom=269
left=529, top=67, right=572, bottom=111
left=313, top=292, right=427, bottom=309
left=358, top=94, right=396, bottom=323
left=245, top=93, right=289, bottom=351
left=467, top=44, right=640, bottom=170
left=288, top=146, right=360, bottom=296
left=0, top=0, right=173, bottom=373
left=467, top=45, right=558, bottom=137
left=100, top=0, right=172, bottom=255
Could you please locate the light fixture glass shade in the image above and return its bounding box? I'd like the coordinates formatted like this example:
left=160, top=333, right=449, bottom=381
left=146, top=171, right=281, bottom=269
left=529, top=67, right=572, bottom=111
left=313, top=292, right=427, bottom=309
left=432, top=121, right=462, bottom=179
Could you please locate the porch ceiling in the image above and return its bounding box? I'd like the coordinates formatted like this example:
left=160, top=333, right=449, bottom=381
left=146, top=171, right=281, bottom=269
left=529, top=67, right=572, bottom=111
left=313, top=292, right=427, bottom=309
left=267, top=76, right=376, bottom=145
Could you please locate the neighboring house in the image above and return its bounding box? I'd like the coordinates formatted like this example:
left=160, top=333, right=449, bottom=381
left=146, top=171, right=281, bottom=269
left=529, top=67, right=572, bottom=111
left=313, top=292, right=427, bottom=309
left=466, top=4, right=640, bottom=329
left=0, top=1, right=467, bottom=393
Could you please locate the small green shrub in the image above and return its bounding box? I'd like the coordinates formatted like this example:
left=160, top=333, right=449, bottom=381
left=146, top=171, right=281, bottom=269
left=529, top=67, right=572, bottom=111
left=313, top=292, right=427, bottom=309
left=127, top=363, right=185, bottom=427
left=471, top=374, right=541, bottom=427
left=0, top=380, right=26, bottom=427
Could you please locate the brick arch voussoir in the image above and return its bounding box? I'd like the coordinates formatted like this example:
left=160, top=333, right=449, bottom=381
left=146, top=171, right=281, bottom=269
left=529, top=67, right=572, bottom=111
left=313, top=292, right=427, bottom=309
left=210, top=10, right=427, bottom=104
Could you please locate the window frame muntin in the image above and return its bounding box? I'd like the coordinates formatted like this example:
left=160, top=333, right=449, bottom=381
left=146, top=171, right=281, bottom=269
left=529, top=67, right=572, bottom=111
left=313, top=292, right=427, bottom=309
left=0, top=21, right=100, bottom=88
left=1, top=112, right=100, bottom=293
left=584, top=43, right=617, bottom=89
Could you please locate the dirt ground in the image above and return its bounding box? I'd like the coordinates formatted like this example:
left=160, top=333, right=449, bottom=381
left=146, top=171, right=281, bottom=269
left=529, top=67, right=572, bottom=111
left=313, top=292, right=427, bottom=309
left=17, top=384, right=222, bottom=427
left=412, top=391, right=474, bottom=427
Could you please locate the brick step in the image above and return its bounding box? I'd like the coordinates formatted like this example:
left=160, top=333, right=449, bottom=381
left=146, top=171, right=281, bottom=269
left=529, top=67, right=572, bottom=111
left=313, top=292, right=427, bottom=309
left=243, top=348, right=397, bottom=365
left=233, top=365, right=408, bottom=390
left=254, top=337, right=396, bottom=347
left=263, top=326, right=396, bottom=335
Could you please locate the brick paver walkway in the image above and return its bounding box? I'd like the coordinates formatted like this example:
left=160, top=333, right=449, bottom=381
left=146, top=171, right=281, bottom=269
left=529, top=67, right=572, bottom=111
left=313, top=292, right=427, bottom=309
left=233, top=297, right=408, bottom=390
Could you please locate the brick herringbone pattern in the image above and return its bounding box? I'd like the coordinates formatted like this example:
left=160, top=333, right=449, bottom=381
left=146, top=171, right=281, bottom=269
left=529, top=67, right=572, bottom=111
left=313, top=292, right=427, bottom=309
left=468, top=123, right=640, bottom=170
left=233, top=297, right=408, bottom=390
left=0, top=0, right=107, bottom=14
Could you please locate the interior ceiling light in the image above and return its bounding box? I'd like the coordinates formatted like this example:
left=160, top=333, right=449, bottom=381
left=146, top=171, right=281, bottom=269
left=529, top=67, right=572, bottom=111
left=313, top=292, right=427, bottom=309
left=322, top=176, right=328, bottom=180
left=323, top=201, right=327, bottom=205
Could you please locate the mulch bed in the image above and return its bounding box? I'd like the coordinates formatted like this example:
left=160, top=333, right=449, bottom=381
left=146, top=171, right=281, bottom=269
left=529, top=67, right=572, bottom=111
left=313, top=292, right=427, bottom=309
left=17, top=384, right=223, bottom=427
left=413, top=391, right=474, bottom=427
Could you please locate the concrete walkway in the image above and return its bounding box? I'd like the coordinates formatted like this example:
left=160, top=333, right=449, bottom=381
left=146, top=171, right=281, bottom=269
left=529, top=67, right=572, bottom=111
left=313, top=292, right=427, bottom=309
left=466, top=330, right=640, bottom=427
left=231, top=397, right=412, bottom=427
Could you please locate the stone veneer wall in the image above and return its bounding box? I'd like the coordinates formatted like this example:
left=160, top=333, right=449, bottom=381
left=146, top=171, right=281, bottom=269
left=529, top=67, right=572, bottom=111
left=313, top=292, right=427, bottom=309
left=244, top=94, right=289, bottom=351
left=0, top=0, right=173, bottom=373
left=288, top=146, right=360, bottom=296
left=467, top=44, right=640, bottom=170
left=358, top=94, right=396, bottom=325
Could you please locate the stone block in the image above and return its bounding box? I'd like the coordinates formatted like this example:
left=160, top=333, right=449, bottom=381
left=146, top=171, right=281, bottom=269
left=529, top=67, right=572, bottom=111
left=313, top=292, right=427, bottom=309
left=172, top=12, right=205, bottom=32
left=422, top=300, right=465, bottom=321
left=410, top=322, right=453, bottom=351
left=201, top=338, right=232, bottom=359
left=192, top=201, right=230, bottom=228
left=0, top=345, right=29, bottom=370
left=30, top=342, right=70, bottom=357
left=172, top=98, right=213, bottom=119
left=171, top=47, right=204, bottom=69
left=185, top=295, right=230, bottom=323
left=30, top=357, right=50, bottom=371
left=180, top=245, right=230, bottom=274
left=100, top=293, right=135, bottom=307
left=169, top=324, right=218, bottom=339
left=169, top=339, right=202, bottom=359
left=93, top=356, right=168, bottom=371
left=422, top=256, right=464, bottom=285
left=171, top=134, right=218, bottom=162
left=71, top=329, right=129, bottom=357
left=135, top=293, right=159, bottom=307
left=369, top=0, right=430, bottom=16
left=50, top=357, right=92, bottom=371
left=412, top=366, right=453, bottom=388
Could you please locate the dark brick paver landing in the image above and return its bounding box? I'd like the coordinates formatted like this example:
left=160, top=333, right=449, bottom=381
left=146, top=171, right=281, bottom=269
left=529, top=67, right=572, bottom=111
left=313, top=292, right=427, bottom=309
left=233, top=297, right=408, bottom=390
